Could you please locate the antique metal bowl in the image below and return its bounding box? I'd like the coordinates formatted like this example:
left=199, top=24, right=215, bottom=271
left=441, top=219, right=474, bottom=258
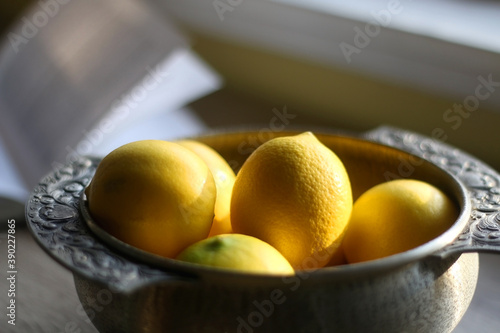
left=26, top=126, right=500, bottom=333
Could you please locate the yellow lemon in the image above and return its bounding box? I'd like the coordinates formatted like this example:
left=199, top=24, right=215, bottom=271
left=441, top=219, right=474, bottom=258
left=176, top=233, right=294, bottom=275
left=342, top=179, right=458, bottom=263
left=176, top=140, right=236, bottom=237
left=326, top=244, right=348, bottom=266
left=85, top=140, right=216, bottom=258
left=230, top=132, right=353, bottom=269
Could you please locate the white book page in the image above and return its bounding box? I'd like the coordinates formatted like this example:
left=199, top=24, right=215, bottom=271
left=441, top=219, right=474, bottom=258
left=83, top=49, right=221, bottom=157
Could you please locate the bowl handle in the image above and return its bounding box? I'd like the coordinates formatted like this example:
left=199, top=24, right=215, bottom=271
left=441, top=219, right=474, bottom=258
left=365, top=126, right=500, bottom=258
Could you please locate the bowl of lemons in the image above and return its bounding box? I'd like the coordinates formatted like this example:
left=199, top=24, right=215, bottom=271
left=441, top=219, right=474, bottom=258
left=26, top=126, right=500, bottom=333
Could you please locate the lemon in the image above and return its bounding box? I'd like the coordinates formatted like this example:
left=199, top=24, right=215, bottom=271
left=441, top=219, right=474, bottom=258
left=85, top=140, right=217, bottom=258
left=176, top=233, right=294, bottom=275
left=327, top=245, right=348, bottom=266
left=176, top=140, right=236, bottom=237
left=230, top=132, right=353, bottom=269
left=342, top=179, right=458, bottom=263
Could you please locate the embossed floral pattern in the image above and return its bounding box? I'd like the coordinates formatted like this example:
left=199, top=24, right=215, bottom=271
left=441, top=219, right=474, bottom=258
left=367, top=126, right=500, bottom=255
left=26, top=157, right=169, bottom=291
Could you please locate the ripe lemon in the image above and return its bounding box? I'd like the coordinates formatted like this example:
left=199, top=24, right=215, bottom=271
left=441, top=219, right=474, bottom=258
left=176, top=233, right=294, bottom=275
left=342, top=179, right=458, bottom=263
left=176, top=140, right=236, bottom=237
left=85, top=140, right=217, bottom=258
left=230, top=132, right=353, bottom=269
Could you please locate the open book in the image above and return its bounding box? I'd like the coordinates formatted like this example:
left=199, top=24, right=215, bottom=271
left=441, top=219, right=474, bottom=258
left=0, top=1, right=221, bottom=215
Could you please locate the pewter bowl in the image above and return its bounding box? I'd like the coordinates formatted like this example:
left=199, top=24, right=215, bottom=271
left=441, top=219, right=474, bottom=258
left=26, top=126, right=500, bottom=333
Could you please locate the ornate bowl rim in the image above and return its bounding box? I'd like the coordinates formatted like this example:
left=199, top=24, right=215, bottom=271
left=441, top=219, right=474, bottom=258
left=25, top=126, right=500, bottom=290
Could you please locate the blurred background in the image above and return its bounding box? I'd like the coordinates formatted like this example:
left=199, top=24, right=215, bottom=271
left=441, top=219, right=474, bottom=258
left=0, top=1, right=499, bottom=332
left=2, top=0, right=500, bottom=198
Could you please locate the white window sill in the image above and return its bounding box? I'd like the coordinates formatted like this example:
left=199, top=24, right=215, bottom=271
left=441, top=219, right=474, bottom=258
left=154, top=0, right=500, bottom=110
